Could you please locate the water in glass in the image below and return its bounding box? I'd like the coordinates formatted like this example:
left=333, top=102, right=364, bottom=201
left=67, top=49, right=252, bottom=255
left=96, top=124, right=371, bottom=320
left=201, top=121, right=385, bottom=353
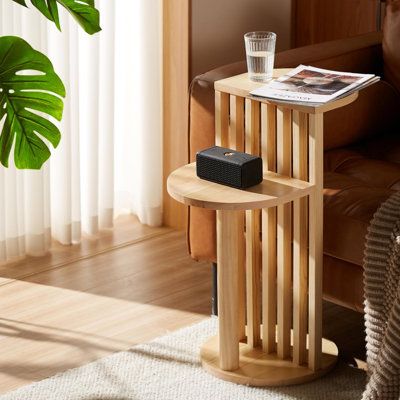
left=246, top=50, right=275, bottom=82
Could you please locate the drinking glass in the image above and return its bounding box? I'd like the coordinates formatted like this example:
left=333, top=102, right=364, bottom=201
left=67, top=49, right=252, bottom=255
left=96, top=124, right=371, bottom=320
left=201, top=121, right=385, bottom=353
left=244, top=31, right=276, bottom=82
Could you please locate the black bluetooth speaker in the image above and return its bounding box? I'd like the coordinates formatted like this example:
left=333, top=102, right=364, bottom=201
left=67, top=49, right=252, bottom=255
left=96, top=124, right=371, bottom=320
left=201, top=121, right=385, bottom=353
left=196, top=146, right=263, bottom=189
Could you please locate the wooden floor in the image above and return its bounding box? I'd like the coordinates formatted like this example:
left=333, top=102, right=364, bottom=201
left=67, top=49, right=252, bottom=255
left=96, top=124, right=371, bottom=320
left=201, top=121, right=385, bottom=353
left=0, top=216, right=211, bottom=394
left=0, top=216, right=365, bottom=394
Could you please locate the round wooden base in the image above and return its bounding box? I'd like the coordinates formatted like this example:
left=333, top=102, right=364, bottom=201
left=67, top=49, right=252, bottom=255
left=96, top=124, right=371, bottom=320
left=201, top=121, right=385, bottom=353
left=200, top=335, right=338, bottom=387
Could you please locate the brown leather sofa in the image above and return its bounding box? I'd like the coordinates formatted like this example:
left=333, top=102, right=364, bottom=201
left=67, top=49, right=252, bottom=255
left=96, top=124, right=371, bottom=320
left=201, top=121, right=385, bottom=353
left=187, top=1, right=400, bottom=312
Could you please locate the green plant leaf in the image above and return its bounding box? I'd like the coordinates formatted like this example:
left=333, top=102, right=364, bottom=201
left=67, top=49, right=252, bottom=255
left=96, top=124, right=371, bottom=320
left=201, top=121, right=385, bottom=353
left=0, top=36, right=65, bottom=169
left=11, top=0, right=27, bottom=6
left=57, top=0, right=100, bottom=34
left=31, top=0, right=61, bottom=30
left=12, top=0, right=101, bottom=34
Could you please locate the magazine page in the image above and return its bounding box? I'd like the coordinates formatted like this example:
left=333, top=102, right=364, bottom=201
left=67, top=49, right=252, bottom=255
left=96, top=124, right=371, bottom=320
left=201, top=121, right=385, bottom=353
left=250, top=65, right=376, bottom=104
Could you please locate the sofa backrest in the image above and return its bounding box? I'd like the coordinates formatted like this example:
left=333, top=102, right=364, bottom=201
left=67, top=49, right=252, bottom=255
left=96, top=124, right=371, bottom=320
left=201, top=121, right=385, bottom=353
left=383, top=0, right=400, bottom=92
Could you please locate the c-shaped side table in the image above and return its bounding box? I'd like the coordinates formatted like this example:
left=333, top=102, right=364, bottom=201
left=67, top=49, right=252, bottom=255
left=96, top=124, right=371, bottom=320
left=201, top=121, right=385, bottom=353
left=167, top=69, right=359, bottom=386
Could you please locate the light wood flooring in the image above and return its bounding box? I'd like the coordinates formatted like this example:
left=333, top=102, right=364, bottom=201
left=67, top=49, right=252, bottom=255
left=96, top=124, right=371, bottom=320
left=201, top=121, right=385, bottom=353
left=0, top=215, right=365, bottom=394
left=0, top=216, right=211, bottom=394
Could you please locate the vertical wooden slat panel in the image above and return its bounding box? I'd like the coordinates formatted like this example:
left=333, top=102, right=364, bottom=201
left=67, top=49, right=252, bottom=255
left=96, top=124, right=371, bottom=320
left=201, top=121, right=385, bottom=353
left=261, top=103, right=277, bottom=353
left=245, top=99, right=261, bottom=348
left=230, top=95, right=246, bottom=341
left=276, top=107, right=292, bottom=360
left=292, top=111, right=309, bottom=365
left=217, top=210, right=240, bottom=371
left=308, top=113, right=324, bottom=371
left=215, top=91, right=229, bottom=147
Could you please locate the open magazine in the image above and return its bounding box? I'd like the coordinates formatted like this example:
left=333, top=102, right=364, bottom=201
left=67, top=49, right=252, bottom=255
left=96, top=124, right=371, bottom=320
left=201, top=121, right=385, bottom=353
left=250, top=65, right=380, bottom=106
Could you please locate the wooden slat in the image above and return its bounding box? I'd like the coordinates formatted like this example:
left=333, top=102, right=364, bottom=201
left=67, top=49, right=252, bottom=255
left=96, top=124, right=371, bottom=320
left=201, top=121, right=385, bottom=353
left=245, top=99, right=260, bottom=155
left=277, top=107, right=292, bottom=175
left=245, top=99, right=261, bottom=348
left=229, top=95, right=245, bottom=151
left=230, top=96, right=246, bottom=341
left=292, top=111, right=309, bottom=365
left=276, top=107, right=292, bottom=359
left=215, top=91, right=229, bottom=147
left=262, top=207, right=277, bottom=353
left=246, top=209, right=261, bottom=348
left=237, top=211, right=246, bottom=341
left=217, top=210, right=240, bottom=371
left=277, top=204, right=292, bottom=359
left=261, top=104, right=276, bottom=171
left=292, top=111, right=308, bottom=180
left=261, top=103, right=277, bottom=353
left=308, top=113, right=324, bottom=371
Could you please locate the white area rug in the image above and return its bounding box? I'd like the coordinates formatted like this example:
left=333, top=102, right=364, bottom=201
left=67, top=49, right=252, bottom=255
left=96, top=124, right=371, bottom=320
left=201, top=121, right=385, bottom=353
left=0, top=318, right=366, bottom=400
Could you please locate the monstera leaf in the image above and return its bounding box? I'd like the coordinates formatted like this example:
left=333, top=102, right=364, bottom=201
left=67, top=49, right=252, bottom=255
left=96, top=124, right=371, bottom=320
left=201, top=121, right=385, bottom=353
left=0, top=36, right=65, bottom=169
left=11, top=0, right=101, bottom=34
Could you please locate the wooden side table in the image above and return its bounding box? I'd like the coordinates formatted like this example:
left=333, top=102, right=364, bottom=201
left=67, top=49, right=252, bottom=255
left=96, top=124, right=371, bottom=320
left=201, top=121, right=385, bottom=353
left=167, top=69, right=359, bottom=387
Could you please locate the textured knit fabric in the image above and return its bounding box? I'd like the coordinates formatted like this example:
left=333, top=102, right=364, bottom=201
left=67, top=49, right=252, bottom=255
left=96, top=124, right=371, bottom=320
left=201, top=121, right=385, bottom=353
left=363, top=191, right=400, bottom=399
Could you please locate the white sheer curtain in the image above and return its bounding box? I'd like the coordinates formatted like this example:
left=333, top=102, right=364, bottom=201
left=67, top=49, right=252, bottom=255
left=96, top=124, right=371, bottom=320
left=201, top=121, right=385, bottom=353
left=0, top=0, right=163, bottom=262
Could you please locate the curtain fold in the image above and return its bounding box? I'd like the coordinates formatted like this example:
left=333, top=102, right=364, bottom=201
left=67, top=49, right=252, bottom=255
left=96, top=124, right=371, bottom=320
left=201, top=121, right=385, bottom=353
left=0, top=0, right=163, bottom=262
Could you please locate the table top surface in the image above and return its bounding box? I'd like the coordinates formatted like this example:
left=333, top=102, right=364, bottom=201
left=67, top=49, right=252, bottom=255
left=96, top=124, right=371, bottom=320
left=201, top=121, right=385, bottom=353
left=167, top=163, right=314, bottom=211
left=214, top=69, right=359, bottom=114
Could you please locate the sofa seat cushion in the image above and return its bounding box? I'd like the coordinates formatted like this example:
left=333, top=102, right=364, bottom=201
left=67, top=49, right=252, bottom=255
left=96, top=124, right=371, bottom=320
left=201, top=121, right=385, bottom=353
left=352, top=133, right=400, bottom=165
left=324, top=140, right=400, bottom=266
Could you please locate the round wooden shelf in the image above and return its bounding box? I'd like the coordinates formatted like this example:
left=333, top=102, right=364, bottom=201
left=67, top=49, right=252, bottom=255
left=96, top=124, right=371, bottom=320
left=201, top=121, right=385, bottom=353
left=167, top=163, right=314, bottom=211
left=200, top=335, right=338, bottom=387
